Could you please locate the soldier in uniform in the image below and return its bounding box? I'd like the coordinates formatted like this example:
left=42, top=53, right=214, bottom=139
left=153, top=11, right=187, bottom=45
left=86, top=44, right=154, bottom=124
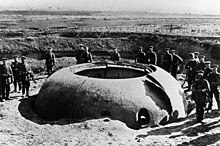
left=45, top=47, right=56, bottom=76
left=203, top=61, right=212, bottom=79
left=135, top=46, right=146, bottom=64
left=170, top=49, right=183, bottom=78
left=110, top=48, right=121, bottom=61
left=11, top=55, right=22, bottom=92
left=80, top=46, right=93, bottom=63
left=191, top=70, right=210, bottom=122
left=206, top=65, right=220, bottom=113
left=197, top=55, right=206, bottom=71
left=194, top=52, right=200, bottom=63
left=162, top=48, right=173, bottom=73
left=146, top=46, right=157, bottom=65
left=76, top=44, right=85, bottom=64
left=20, top=56, right=36, bottom=97
left=185, top=53, right=198, bottom=92
left=0, top=58, right=13, bottom=101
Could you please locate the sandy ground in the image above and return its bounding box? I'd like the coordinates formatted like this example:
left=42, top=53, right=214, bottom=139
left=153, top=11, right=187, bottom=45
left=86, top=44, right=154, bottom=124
left=0, top=74, right=220, bottom=146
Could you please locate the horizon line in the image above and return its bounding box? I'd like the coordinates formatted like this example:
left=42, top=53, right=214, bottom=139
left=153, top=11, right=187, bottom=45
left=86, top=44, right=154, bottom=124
left=0, top=9, right=220, bottom=16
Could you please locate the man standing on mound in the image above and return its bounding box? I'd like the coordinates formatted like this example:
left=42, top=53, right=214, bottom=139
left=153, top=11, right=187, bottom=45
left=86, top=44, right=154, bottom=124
left=11, top=55, right=22, bottom=93
left=207, top=65, right=220, bottom=113
left=170, top=49, right=183, bottom=78
left=76, top=44, right=85, bottom=64
left=192, top=70, right=210, bottom=123
left=0, top=58, right=13, bottom=101
left=20, top=56, right=36, bottom=98
left=135, top=46, right=146, bottom=64
left=110, top=48, right=121, bottom=61
left=162, top=48, right=173, bottom=73
left=146, top=46, right=157, bottom=65
left=45, top=47, right=56, bottom=76
left=80, top=46, right=93, bottom=63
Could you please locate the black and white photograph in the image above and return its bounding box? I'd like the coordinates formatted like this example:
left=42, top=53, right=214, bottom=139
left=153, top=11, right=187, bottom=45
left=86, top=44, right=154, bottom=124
left=0, top=0, right=220, bottom=145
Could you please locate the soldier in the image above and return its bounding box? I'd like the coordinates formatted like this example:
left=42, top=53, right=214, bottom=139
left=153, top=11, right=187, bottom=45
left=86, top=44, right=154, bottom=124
left=170, top=49, right=183, bottom=78
left=80, top=46, right=93, bottom=63
left=135, top=46, right=146, bottom=64
left=146, top=46, right=157, bottom=65
left=206, top=65, right=220, bottom=113
left=203, top=61, right=212, bottom=79
left=194, top=52, right=200, bottom=63
left=20, top=56, right=36, bottom=97
left=11, top=55, right=22, bottom=92
left=0, top=58, right=13, bottom=101
left=185, top=53, right=198, bottom=92
left=76, top=44, right=85, bottom=64
left=191, top=70, right=210, bottom=123
left=197, top=55, right=206, bottom=71
left=162, top=48, right=173, bottom=73
left=110, top=48, right=121, bottom=61
left=44, top=47, right=56, bottom=76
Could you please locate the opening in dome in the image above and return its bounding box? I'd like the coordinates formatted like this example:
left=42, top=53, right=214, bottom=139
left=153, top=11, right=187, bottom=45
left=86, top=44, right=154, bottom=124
left=75, top=67, right=146, bottom=79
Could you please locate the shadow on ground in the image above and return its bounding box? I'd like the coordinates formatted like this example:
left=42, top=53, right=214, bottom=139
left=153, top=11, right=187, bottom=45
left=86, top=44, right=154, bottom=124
left=136, top=109, right=220, bottom=145
left=18, top=94, right=81, bottom=125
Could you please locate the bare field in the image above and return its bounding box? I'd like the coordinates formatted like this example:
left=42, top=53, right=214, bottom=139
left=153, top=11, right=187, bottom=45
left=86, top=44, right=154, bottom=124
left=1, top=11, right=220, bottom=37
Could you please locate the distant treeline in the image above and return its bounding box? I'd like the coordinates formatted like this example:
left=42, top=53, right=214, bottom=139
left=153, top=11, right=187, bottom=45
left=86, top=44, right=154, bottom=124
left=0, top=10, right=92, bottom=16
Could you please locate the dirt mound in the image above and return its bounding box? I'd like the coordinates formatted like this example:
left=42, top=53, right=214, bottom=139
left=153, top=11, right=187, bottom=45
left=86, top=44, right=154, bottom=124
left=0, top=32, right=220, bottom=71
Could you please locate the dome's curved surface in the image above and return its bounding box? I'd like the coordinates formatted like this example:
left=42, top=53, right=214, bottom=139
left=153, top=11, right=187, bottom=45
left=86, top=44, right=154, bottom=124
left=34, top=61, right=187, bottom=129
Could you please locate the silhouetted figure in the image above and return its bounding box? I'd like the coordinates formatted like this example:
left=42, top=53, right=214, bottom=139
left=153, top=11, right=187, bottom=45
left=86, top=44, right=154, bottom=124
left=11, top=55, right=22, bottom=92
left=162, top=48, right=173, bottom=73
left=192, top=70, right=210, bottom=123
left=45, top=47, right=56, bottom=76
left=207, top=65, right=220, bottom=113
left=110, top=48, right=121, bottom=61
left=170, top=49, right=183, bottom=78
left=0, top=58, right=13, bottom=101
left=146, top=46, right=157, bottom=65
left=185, top=53, right=198, bottom=92
left=203, top=61, right=212, bottom=79
left=80, top=46, right=93, bottom=63
left=197, top=55, right=206, bottom=71
left=135, top=46, right=146, bottom=64
left=76, top=44, right=85, bottom=64
left=20, top=56, right=36, bottom=98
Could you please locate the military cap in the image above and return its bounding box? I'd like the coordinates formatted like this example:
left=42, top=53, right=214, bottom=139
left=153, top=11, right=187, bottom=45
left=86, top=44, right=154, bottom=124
left=199, top=55, right=205, bottom=58
left=139, top=46, right=143, bottom=49
left=48, top=47, right=53, bottom=50
left=21, top=56, right=27, bottom=59
left=170, top=49, right=175, bottom=52
left=13, top=55, right=19, bottom=58
left=194, top=52, right=199, bottom=55
left=189, top=53, right=194, bottom=57
left=79, top=44, right=85, bottom=47
left=2, top=58, right=8, bottom=61
left=149, top=46, right=154, bottom=49
left=211, top=64, right=219, bottom=68
left=205, top=61, right=211, bottom=64
left=197, top=70, right=204, bottom=74
left=165, top=48, right=170, bottom=50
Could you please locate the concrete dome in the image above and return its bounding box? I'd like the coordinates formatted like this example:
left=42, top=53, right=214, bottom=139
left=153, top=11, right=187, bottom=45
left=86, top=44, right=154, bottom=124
left=34, top=61, right=187, bottom=129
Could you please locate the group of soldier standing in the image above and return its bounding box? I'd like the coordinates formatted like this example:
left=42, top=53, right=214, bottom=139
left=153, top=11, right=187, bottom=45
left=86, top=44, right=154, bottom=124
left=0, top=55, right=36, bottom=102
left=0, top=47, right=58, bottom=102
left=184, top=52, right=220, bottom=122
left=135, top=46, right=183, bottom=79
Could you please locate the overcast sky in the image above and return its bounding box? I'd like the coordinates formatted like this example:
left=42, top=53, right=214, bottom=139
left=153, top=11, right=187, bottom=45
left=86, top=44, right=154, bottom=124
left=1, top=0, right=220, bottom=15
